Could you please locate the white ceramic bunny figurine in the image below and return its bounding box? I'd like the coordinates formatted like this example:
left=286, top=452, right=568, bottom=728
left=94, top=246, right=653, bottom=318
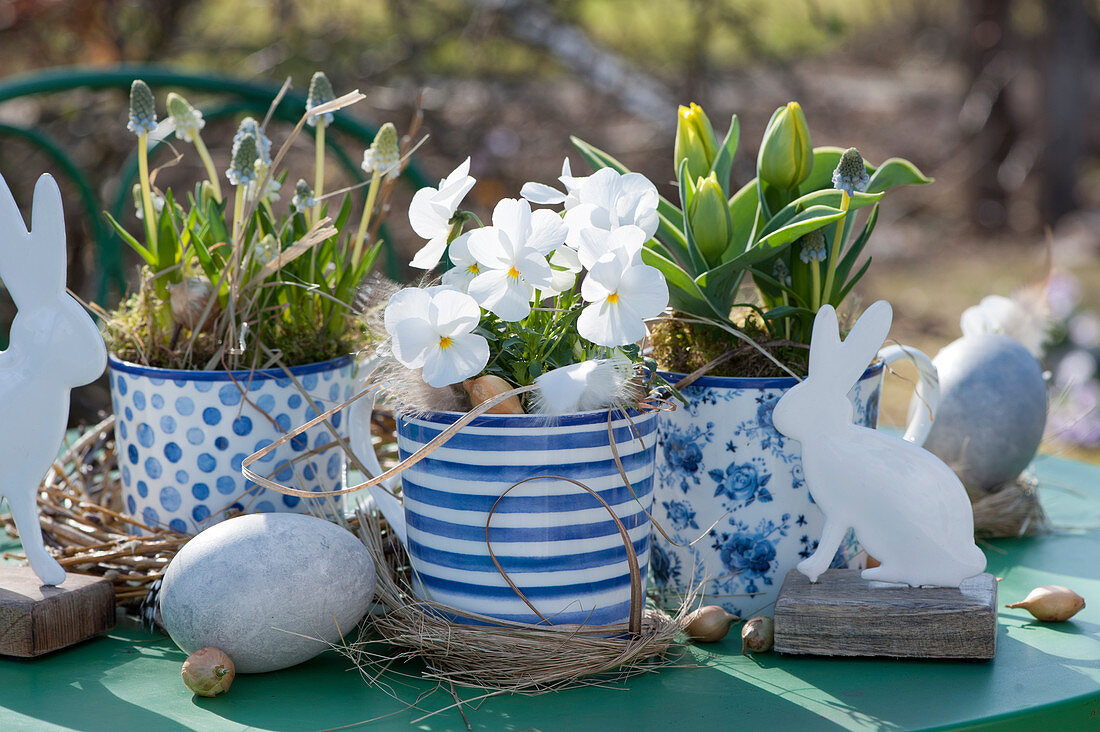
left=771, top=301, right=986, bottom=588
left=0, top=173, right=107, bottom=586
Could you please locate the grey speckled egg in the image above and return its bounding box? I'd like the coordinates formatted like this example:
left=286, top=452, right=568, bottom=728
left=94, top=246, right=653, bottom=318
left=160, top=512, right=376, bottom=673
left=919, top=333, right=1047, bottom=490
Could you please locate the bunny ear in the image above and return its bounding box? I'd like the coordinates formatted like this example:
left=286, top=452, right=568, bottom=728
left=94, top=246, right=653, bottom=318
left=0, top=172, right=31, bottom=239
left=808, top=304, right=842, bottom=377
left=28, top=174, right=67, bottom=297
left=835, top=300, right=893, bottom=388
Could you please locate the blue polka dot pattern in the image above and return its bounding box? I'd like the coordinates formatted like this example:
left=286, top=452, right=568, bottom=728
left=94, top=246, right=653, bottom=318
left=109, top=356, right=353, bottom=536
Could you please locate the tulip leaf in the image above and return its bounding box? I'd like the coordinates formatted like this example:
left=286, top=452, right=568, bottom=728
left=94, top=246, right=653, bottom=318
left=722, top=179, right=758, bottom=261
left=865, top=158, right=933, bottom=194
left=762, top=304, right=815, bottom=321
left=640, top=247, right=710, bottom=317
left=570, top=135, right=684, bottom=231
left=756, top=205, right=847, bottom=250
left=833, top=256, right=872, bottom=306
left=748, top=267, right=810, bottom=308
left=677, top=157, right=709, bottom=275
left=829, top=204, right=878, bottom=301
left=708, top=114, right=740, bottom=197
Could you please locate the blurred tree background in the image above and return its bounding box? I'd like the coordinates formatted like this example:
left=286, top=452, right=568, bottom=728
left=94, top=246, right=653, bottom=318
left=0, top=0, right=1098, bottom=432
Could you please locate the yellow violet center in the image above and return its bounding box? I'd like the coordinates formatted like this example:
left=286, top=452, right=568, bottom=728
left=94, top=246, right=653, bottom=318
left=607, top=292, right=619, bottom=304
left=468, top=263, right=480, bottom=274
left=507, top=266, right=520, bottom=279
left=439, top=336, right=453, bottom=349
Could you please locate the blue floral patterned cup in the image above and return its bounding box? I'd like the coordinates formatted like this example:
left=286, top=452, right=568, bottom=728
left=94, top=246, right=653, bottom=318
left=109, top=356, right=355, bottom=535
left=652, top=343, right=939, bottom=618
left=651, top=367, right=883, bottom=619
left=393, top=408, right=657, bottom=626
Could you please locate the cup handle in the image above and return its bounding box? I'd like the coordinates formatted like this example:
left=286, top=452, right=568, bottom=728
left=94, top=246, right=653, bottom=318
left=348, top=358, right=407, bottom=544
left=876, top=344, right=940, bottom=446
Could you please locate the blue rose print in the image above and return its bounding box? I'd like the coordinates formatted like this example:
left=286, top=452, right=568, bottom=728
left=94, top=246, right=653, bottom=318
left=709, top=460, right=772, bottom=505
left=662, top=500, right=699, bottom=531
left=650, top=542, right=681, bottom=585
left=709, top=515, right=790, bottom=594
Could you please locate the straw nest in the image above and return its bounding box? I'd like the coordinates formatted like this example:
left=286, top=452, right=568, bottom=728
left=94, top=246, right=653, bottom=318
left=969, top=474, right=1049, bottom=538
left=0, top=416, right=184, bottom=606
left=333, top=502, right=690, bottom=695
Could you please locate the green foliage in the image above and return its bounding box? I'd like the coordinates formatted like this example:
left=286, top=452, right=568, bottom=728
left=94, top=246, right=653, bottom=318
left=572, top=101, right=932, bottom=348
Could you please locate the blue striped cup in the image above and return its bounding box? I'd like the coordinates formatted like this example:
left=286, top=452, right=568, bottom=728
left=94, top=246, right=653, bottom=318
left=394, top=408, right=657, bottom=626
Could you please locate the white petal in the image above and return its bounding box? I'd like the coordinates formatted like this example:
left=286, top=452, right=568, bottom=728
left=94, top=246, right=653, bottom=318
left=543, top=266, right=576, bottom=296
left=429, top=289, right=482, bottom=336
left=577, top=227, right=612, bottom=270
left=469, top=270, right=531, bottom=321
left=581, top=254, right=621, bottom=302
left=408, top=187, right=450, bottom=239
left=578, top=167, right=620, bottom=211
left=520, top=181, right=567, bottom=205
left=490, top=198, right=530, bottom=257
left=440, top=157, right=472, bottom=190
left=633, top=209, right=660, bottom=239
left=564, top=203, right=609, bottom=249
left=606, top=225, right=647, bottom=264
left=550, top=244, right=582, bottom=272
left=617, top=264, right=669, bottom=318
left=526, top=208, right=568, bottom=254
left=515, top=251, right=554, bottom=290
left=577, top=299, right=645, bottom=347
left=434, top=172, right=475, bottom=214
left=441, top=266, right=476, bottom=292
left=384, top=288, right=434, bottom=334
left=390, top=317, right=437, bottom=368
left=466, top=227, right=512, bottom=269
left=447, top=231, right=475, bottom=267
left=409, top=235, right=449, bottom=270
left=421, top=332, right=489, bottom=388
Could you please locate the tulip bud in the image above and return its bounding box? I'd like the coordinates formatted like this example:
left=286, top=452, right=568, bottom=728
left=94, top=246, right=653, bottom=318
left=758, top=102, right=813, bottom=192
left=689, top=172, right=732, bottom=266
left=675, top=103, right=719, bottom=182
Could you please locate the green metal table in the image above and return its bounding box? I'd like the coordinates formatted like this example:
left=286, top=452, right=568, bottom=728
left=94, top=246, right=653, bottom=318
left=2, top=453, right=1098, bottom=731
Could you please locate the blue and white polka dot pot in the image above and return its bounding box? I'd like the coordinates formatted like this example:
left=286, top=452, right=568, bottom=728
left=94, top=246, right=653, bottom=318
left=109, top=355, right=355, bottom=535
left=394, top=408, right=657, bottom=627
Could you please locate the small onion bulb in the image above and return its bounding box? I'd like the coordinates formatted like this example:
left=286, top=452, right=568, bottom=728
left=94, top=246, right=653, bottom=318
left=462, top=375, right=524, bottom=414
left=1006, top=585, right=1085, bottom=622
left=741, top=616, right=774, bottom=655
left=182, top=647, right=235, bottom=697
left=683, top=605, right=738, bottom=642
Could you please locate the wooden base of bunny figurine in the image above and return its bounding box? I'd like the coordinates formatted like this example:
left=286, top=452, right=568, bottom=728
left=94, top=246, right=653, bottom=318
left=0, top=567, right=115, bottom=657
left=773, top=569, right=997, bottom=660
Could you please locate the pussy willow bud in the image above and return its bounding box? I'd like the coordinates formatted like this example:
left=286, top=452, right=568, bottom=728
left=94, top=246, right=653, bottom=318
left=832, top=147, right=870, bottom=196
left=127, top=80, right=157, bottom=136
left=758, top=102, right=813, bottom=191
left=688, top=172, right=732, bottom=266
left=166, top=92, right=204, bottom=143
left=675, top=103, right=718, bottom=182
left=306, top=71, right=335, bottom=127
left=361, top=123, right=401, bottom=180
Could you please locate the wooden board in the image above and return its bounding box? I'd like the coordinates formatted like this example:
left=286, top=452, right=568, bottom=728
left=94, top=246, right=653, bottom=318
left=773, top=568, right=997, bottom=660
left=0, top=566, right=115, bottom=657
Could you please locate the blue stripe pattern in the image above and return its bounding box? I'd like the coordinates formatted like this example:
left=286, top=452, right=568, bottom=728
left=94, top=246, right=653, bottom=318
left=397, top=408, right=657, bottom=627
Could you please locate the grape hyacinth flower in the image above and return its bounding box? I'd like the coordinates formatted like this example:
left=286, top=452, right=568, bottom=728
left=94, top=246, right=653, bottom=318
left=291, top=179, right=316, bottom=214
left=166, top=92, right=222, bottom=202
left=128, top=79, right=159, bottom=250
left=307, top=71, right=336, bottom=221
left=355, top=122, right=404, bottom=265
left=797, top=229, right=827, bottom=263
left=226, top=128, right=260, bottom=187
left=831, top=147, right=870, bottom=197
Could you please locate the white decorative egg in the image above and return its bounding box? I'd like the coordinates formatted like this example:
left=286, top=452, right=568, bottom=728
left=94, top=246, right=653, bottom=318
left=919, top=333, right=1047, bottom=490
left=160, top=512, right=376, bottom=673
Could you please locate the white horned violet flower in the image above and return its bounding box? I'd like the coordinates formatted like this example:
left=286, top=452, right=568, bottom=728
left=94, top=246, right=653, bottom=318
left=408, top=157, right=476, bottom=269
left=441, top=233, right=480, bottom=291
left=520, top=158, right=588, bottom=209
left=578, top=226, right=668, bottom=347
left=562, top=167, right=660, bottom=250
left=466, top=198, right=566, bottom=321
left=385, top=288, right=489, bottom=388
